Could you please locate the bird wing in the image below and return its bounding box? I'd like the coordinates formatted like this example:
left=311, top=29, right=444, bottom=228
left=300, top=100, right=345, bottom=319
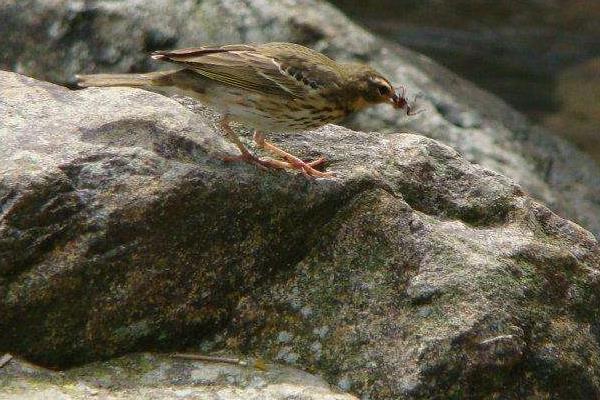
left=151, top=43, right=343, bottom=98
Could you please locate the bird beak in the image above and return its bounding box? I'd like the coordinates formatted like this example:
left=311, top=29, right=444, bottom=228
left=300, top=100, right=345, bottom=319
left=390, top=89, right=423, bottom=116
left=390, top=92, right=405, bottom=110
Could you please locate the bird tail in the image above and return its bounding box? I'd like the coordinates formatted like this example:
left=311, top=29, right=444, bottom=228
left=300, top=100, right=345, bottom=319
left=75, top=70, right=179, bottom=88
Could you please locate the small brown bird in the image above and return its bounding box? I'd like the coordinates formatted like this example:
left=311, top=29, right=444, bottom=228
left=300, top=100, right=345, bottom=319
left=77, top=42, right=416, bottom=177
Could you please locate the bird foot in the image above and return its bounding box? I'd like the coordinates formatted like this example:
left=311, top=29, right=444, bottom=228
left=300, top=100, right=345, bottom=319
left=287, top=157, right=334, bottom=178
left=222, top=152, right=291, bottom=171
left=253, top=131, right=333, bottom=178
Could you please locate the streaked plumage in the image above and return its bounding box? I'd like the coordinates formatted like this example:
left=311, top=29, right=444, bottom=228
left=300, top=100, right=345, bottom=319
left=77, top=42, right=415, bottom=177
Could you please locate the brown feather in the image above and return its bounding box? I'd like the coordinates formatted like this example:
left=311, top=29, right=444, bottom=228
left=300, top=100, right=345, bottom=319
left=150, top=43, right=344, bottom=99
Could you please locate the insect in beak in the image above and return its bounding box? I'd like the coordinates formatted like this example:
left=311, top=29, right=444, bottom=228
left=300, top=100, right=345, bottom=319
left=391, top=86, right=423, bottom=116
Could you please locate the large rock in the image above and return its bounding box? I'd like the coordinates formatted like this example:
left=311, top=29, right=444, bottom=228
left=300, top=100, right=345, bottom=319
left=1, top=0, right=599, bottom=237
left=2, top=71, right=600, bottom=399
left=0, top=353, right=357, bottom=400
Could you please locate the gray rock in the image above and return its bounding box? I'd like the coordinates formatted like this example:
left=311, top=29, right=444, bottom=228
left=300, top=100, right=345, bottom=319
left=0, top=353, right=357, bottom=400
left=1, top=0, right=599, bottom=236
left=1, top=71, right=600, bottom=399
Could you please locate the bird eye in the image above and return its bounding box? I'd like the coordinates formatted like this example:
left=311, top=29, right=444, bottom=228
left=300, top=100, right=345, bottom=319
left=377, top=85, right=391, bottom=96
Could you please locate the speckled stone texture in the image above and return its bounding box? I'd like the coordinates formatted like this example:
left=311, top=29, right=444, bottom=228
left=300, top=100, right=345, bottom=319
left=1, top=0, right=599, bottom=236
left=0, top=353, right=357, bottom=400
left=1, top=71, right=600, bottom=399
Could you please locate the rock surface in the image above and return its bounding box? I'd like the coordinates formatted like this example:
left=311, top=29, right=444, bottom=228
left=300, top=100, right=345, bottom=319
left=1, top=0, right=599, bottom=236
left=0, top=353, right=357, bottom=400
left=2, top=71, right=600, bottom=399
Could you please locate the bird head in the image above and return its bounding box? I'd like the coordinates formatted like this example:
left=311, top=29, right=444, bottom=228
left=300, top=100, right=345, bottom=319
left=342, top=63, right=418, bottom=115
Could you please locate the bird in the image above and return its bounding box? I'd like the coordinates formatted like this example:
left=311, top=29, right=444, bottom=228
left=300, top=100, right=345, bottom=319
left=76, top=42, right=417, bottom=177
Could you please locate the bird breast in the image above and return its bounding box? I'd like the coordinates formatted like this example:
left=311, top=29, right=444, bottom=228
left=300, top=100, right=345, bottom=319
left=202, top=86, right=347, bottom=132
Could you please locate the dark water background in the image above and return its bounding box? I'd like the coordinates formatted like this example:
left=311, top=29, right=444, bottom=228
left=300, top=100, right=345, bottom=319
left=331, top=0, right=600, bottom=163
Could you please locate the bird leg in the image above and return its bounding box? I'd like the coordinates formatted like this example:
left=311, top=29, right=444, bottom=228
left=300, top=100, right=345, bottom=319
left=219, top=117, right=291, bottom=170
left=253, top=131, right=332, bottom=178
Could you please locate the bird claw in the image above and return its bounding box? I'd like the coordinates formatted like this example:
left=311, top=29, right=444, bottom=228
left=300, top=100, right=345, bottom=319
left=252, top=131, right=332, bottom=177
left=288, top=157, right=334, bottom=178
left=222, top=153, right=290, bottom=171
left=223, top=153, right=332, bottom=178
left=306, top=156, right=326, bottom=168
